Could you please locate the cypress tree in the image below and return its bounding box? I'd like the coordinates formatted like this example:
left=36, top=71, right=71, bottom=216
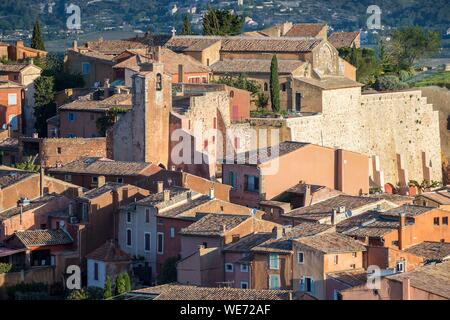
left=269, top=55, right=280, bottom=113
left=103, top=276, right=112, bottom=299
left=31, top=21, right=46, bottom=51
left=182, top=14, right=192, bottom=35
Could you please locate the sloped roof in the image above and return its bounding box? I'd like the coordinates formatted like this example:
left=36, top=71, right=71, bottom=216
left=210, top=59, right=304, bottom=74
left=327, top=269, right=368, bottom=287
left=386, top=261, right=450, bottom=299
left=86, top=240, right=131, bottom=262
left=0, top=137, right=19, bottom=151
left=180, top=214, right=250, bottom=237
left=0, top=167, right=35, bottom=188
left=284, top=195, right=382, bottom=221
left=14, top=229, right=73, bottom=247
left=223, top=233, right=273, bottom=252
left=295, top=233, right=367, bottom=254
left=404, top=242, right=450, bottom=261
left=84, top=39, right=148, bottom=55
left=0, top=63, right=28, bottom=72
left=295, top=76, right=363, bottom=90
left=58, top=93, right=132, bottom=112
left=221, top=37, right=321, bottom=52
left=417, top=188, right=450, bottom=205
left=381, top=205, right=434, bottom=218
left=164, top=37, right=221, bottom=52
left=329, top=32, right=360, bottom=49
left=0, top=80, right=22, bottom=88
left=48, top=157, right=155, bottom=176
left=284, top=23, right=327, bottom=38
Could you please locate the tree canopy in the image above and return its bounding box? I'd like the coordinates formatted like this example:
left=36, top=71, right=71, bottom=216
left=269, top=55, right=280, bottom=113
left=31, top=21, right=46, bottom=51
left=203, top=8, right=244, bottom=36
left=181, top=14, right=193, bottom=35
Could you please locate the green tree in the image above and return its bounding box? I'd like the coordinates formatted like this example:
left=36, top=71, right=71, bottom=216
left=203, top=8, right=244, bottom=36
left=213, top=74, right=261, bottom=96
left=389, top=26, right=440, bottom=71
left=31, top=21, right=46, bottom=51
left=181, top=14, right=192, bottom=35
left=103, top=276, right=112, bottom=300
left=123, top=272, right=132, bottom=292
left=269, top=55, right=280, bottom=113
left=115, top=272, right=131, bottom=295
left=34, top=76, right=56, bottom=137
left=96, top=107, right=130, bottom=136
left=157, top=256, right=179, bottom=284
left=13, top=154, right=40, bottom=172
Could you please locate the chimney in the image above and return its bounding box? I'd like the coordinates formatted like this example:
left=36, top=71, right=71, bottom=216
left=39, top=166, right=45, bottom=197
left=209, top=188, right=215, bottom=200
left=402, top=278, right=411, bottom=300
left=163, top=189, right=171, bottom=202
left=157, top=181, right=164, bottom=193
left=222, top=224, right=227, bottom=234
left=304, top=184, right=312, bottom=206
left=398, top=212, right=407, bottom=250
left=29, top=58, right=34, bottom=65
left=76, top=187, right=84, bottom=198
left=122, top=187, right=129, bottom=200
left=97, top=175, right=106, bottom=188
left=273, top=226, right=283, bottom=240
left=331, top=208, right=337, bottom=226
left=187, top=191, right=192, bottom=202
left=16, top=40, right=24, bottom=48
left=178, top=64, right=184, bottom=83
left=154, top=46, right=161, bottom=62
left=72, top=40, right=78, bottom=51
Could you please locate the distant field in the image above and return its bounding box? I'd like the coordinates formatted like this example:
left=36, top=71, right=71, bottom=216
left=412, top=71, right=450, bottom=88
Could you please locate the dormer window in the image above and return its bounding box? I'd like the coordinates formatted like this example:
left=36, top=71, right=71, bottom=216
left=156, top=73, right=162, bottom=91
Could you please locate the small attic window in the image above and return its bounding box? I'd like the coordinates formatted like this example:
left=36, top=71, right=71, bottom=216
left=156, top=73, right=162, bottom=91
left=447, top=115, right=450, bottom=131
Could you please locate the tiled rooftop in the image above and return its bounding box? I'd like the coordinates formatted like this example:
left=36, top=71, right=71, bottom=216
left=86, top=240, right=131, bottom=262
left=58, top=93, right=132, bottom=112
left=84, top=39, right=148, bottom=55
left=284, top=23, right=327, bottom=38
left=223, top=233, right=273, bottom=252
left=417, top=187, right=450, bottom=205
left=48, top=157, right=154, bottom=176
left=0, top=167, right=35, bottom=189
left=157, top=195, right=212, bottom=218
left=0, top=137, right=19, bottom=151
left=138, top=285, right=291, bottom=300
left=327, top=269, right=368, bottom=287
left=295, top=76, right=363, bottom=90
left=0, top=194, right=63, bottom=222
left=295, top=233, right=367, bottom=254
left=381, top=205, right=434, bottom=218
left=284, top=195, right=382, bottom=221
left=210, top=59, right=304, bottom=74
left=180, top=214, right=250, bottom=237
left=229, top=141, right=309, bottom=165
left=80, top=182, right=126, bottom=200
left=328, top=32, right=360, bottom=49
left=404, top=242, right=450, bottom=261
left=14, top=229, right=73, bottom=247
left=386, top=261, right=450, bottom=299
left=0, top=63, right=29, bottom=72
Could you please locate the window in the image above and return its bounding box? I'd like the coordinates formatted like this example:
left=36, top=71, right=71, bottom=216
left=157, top=232, right=164, bottom=254
left=126, top=229, right=132, bottom=247
left=144, top=233, right=151, bottom=252
left=240, top=264, right=249, bottom=272
left=230, top=90, right=234, bottom=98
left=264, top=82, right=268, bottom=91
left=396, top=261, right=405, bottom=273
left=145, top=209, right=150, bottom=223
left=334, top=255, right=339, bottom=265
left=350, top=264, right=356, bottom=269
left=57, top=147, right=62, bottom=154
left=434, top=217, right=440, bottom=226
left=300, top=277, right=314, bottom=293
left=213, top=117, right=217, bottom=129
left=297, top=252, right=304, bottom=264
left=8, top=115, right=18, bottom=131
left=82, top=203, right=89, bottom=222
left=126, top=212, right=132, bottom=223
left=443, top=217, right=449, bottom=225
left=202, top=242, right=208, bottom=248
left=156, top=73, right=162, bottom=91
left=269, top=254, right=279, bottom=270
left=281, top=83, right=287, bottom=92
left=333, top=290, right=342, bottom=300
left=228, top=171, right=237, bottom=189
left=269, top=275, right=280, bottom=289
left=82, top=62, right=90, bottom=75
left=116, top=177, right=124, bottom=183
left=92, top=176, right=98, bottom=183
left=7, top=93, right=17, bottom=105
left=68, top=112, right=76, bottom=122
left=170, top=227, right=175, bottom=238
left=225, top=263, right=234, bottom=273
left=203, top=139, right=208, bottom=150
left=94, top=262, right=99, bottom=281
left=352, top=252, right=357, bottom=258
left=64, top=174, right=72, bottom=182
left=234, top=137, right=240, bottom=150
left=240, top=281, right=249, bottom=289
left=244, top=175, right=260, bottom=192
left=206, top=59, right=210, bottom=66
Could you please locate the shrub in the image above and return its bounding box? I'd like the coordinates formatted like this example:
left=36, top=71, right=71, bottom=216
left=374, top=75, right=409, bottom=91
left=157, top=256, right=179, bottom=284
left=66, top=288, right=89, bottom=300
left=0, top=263, right=12, bottom=274
left=103, top=276, right=112, bottom=299
left=6, top=282, right=48, bottom=300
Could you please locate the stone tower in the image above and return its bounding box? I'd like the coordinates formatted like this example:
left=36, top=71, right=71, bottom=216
left=111, top=63, right=171, bottom=168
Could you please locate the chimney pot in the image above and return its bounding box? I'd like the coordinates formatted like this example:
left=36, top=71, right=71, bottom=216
left=331, top=209, right=338, bottom=225
left=157, top=181, right=164, bottom=193
left=163, top=189, right=171, bottom=202
left=209, top=188, right=215, bottom=199
left=97, top=175, right=106, bottom=188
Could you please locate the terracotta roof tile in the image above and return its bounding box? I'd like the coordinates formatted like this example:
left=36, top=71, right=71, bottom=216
left=284, top=23, right=327, bottom=38
left=404, top=242, right=450, bottom=261
left=295, top=233, right=367, bottom=253
left=221, top=37, right=321, bottom=52
left=14, top=229, right=73, bottom=247
left=211, top=59, right=304, bottom=74
left=86, top=240, right=131, bottom=262
left=0, top=63, right=28, bottom=72
left=180, top=214, right=250, bottom=237
left=417, top=188, right=450, bottom=205
left=48, top=157, right=155, bottom=176
left=329, top=32, right=360, bottom=49
left=84, top=39, right=148, bottom=55
left=58, top=93, right=132, bottom=112
left=0, top=167, right=35, bottom=188
left=223, top=233, right=273, bottom=252
left=327, top=269, right=368, bottom=287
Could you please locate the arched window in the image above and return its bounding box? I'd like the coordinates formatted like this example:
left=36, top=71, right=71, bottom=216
left=230, top=90, right=235, bottom=98
left=156, top=73, right=162, bottom=91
